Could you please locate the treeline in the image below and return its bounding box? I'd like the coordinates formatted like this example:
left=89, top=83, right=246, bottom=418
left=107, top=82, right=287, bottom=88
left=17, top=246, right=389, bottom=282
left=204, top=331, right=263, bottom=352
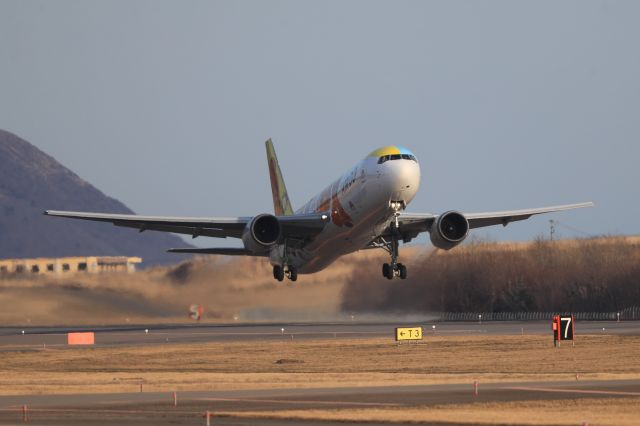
left=341, top=237, right=640, bottom=313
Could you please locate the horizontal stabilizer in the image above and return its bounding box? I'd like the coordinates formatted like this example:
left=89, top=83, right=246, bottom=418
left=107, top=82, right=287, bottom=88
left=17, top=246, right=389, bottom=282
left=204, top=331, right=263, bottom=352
left=167, top=247, right=267, bottom=257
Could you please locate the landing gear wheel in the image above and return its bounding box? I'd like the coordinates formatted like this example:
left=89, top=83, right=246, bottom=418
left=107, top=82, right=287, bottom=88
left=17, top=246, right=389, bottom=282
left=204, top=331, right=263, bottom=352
left=382, top=263, right=393, bottom=280
left=273, top=265, right=285, bottom=282
left=379, top=210, right=408, bottom=280
left=398, top=263, right=407, bottom=280
left=288, top=266, right=298, bottom=282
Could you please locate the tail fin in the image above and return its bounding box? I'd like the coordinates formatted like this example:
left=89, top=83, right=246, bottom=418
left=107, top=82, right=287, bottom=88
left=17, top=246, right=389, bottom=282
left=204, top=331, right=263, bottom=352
left=265, top=139, right=294, bottom=216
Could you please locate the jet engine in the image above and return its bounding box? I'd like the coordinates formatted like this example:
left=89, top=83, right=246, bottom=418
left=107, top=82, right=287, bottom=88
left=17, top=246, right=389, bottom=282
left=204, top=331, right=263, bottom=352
left=429, top=211, right=469, bottom=250
left=241, top=214, right=282, bottom=253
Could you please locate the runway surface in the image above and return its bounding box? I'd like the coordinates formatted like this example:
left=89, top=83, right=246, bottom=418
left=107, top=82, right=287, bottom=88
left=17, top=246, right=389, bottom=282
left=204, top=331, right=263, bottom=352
left=1, top=319, right=639, bottom=350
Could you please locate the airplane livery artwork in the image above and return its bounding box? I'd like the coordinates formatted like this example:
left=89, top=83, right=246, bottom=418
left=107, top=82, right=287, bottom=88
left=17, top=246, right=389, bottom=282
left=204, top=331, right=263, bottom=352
left=46, top=140, right=593, bottom=281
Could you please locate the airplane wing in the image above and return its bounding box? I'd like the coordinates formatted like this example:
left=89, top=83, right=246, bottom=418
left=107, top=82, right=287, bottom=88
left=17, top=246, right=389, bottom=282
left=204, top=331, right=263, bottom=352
left=463, top=202, right=594, bottom=229
left=381, top=202, right=594, bottom=243
left=43, top=210, right=329, bottom=241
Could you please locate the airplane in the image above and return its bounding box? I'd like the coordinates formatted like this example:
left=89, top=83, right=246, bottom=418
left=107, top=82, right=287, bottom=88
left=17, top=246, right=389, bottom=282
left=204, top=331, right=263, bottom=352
left=45, top=140, right=593, bottom=281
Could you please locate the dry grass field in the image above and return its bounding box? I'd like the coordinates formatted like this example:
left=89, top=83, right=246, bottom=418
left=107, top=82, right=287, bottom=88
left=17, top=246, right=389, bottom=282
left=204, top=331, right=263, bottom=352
left=2, top=334, right=639, bottom=424
left=1, top=334, right=639, bottom=395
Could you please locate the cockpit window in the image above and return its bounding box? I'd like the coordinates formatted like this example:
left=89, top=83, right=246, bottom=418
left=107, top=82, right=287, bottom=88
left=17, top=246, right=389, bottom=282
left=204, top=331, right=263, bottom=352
left=378, top=154, right=417, bottom=164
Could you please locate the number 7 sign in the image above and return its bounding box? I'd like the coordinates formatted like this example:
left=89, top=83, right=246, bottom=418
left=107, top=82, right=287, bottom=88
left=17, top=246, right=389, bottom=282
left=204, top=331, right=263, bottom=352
left=553, top=315, right=574, bottom=342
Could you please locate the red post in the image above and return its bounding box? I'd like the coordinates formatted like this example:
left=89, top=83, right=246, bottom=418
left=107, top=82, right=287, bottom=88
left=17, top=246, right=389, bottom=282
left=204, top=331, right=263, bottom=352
left=473, top=381, right=479, bottom=396
left=204, top=410, right=212, bottom=426
left=173, top=391, right=177, bottom=407
left=22, top=405, right=27, bottom=423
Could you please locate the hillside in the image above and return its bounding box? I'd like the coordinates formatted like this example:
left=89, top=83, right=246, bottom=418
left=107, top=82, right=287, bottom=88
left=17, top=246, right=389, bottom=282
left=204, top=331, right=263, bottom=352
left=0, top=129, right=192, bottom=265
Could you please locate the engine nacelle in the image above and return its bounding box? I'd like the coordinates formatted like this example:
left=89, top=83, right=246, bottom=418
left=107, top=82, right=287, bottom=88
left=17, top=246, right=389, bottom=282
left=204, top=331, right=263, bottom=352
left=429, top=210, right=469, bottom=250
left=241, top=214, right=282, bottom=253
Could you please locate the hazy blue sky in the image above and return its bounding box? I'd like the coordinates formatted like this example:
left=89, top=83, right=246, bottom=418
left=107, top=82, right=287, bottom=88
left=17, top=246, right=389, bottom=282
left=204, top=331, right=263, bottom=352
left=1, top=1, right=638, bottom=247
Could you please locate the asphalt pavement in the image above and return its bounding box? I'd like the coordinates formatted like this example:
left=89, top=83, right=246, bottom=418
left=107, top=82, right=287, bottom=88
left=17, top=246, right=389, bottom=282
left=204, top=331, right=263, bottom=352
left=0, top=320, right=638, bottom=350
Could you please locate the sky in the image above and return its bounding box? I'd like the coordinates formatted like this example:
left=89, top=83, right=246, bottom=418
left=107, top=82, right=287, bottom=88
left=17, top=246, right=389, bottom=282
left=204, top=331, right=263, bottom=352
left=1, top=1, right=639, bottom=248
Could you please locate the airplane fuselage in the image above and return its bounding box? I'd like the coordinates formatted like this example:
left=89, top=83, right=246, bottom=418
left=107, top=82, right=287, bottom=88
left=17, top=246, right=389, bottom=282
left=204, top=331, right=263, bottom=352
left=270, top=146, right=420, bottom=273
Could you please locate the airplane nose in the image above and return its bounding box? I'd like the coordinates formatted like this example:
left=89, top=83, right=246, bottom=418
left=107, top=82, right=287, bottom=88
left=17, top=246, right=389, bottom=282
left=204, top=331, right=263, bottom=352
left=381, top=160, right=420, bottom=203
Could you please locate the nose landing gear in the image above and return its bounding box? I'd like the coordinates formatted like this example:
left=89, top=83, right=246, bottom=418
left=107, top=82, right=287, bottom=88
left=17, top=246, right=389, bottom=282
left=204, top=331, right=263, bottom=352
left=376, top=208, right=408, bottom=280
left=382, top=262, right=407, bottom=280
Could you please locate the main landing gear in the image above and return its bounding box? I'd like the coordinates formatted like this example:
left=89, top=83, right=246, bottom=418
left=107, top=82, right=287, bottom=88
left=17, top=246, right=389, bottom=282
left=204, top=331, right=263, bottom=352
left=379, top=205, right=408, bottom=280
left=273, top=265, right=297, bottom=282
left=273, top=239, right=298, bottom=282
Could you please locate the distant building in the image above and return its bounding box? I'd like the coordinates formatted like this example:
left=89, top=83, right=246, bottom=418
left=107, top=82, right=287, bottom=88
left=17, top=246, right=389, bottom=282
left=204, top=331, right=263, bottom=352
left=0, top=256, right=142, bottom=275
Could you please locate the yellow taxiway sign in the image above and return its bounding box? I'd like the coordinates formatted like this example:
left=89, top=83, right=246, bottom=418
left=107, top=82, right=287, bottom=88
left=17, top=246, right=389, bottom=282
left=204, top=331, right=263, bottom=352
left=395, top=326, right=423, bottom=341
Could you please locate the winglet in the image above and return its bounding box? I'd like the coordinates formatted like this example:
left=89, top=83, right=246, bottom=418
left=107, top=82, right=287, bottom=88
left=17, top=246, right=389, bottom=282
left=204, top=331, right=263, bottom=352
left=265, top=139, right=294, bottom=216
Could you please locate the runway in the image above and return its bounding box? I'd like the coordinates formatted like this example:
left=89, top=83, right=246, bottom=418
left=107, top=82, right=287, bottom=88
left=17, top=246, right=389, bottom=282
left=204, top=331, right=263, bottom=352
left=1, top=319, right=639, bottom=350
left=0, top=379, right=639, bottom=425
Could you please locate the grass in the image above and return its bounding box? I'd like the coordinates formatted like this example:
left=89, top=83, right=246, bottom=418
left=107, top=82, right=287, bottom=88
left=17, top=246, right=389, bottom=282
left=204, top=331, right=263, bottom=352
left=2, top=334, right=639, bottom=425
left=1, top=334, right=639, bottom=395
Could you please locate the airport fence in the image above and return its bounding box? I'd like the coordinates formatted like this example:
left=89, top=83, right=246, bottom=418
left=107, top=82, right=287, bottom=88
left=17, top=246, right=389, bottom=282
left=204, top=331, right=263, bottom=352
left=438, top=306, right=640, bottom=321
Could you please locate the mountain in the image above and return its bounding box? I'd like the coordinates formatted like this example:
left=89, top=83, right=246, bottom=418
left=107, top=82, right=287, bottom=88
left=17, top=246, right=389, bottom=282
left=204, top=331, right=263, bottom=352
left=0, top=129, right=192, bottom=266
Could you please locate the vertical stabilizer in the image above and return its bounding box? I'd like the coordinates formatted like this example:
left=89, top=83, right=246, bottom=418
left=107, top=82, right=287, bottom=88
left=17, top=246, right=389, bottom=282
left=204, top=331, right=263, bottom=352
left=265, top=139, right=294, bottom=216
